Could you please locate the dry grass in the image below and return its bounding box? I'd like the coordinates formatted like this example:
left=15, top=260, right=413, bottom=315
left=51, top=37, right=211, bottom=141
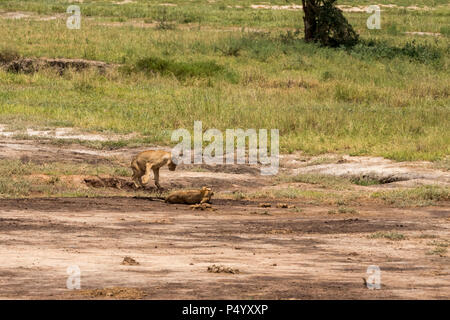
left=0, top=1, right=448, bottom=161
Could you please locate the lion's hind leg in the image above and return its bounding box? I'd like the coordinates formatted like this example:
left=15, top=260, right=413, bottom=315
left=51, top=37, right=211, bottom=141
left=131, top=159, right=144, bottom=189
left=141, top=162, right=153, bottom=186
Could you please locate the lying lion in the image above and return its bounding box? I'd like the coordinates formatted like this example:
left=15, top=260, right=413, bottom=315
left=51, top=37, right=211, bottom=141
left=165, top=187, right=213, bottom=205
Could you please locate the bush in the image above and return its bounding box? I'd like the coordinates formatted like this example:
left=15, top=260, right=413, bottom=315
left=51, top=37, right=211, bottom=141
left=125, top=56, right=238, bottom=82
left=0, top=48, right=20, bottom=64
left=155, top=7, right=176, bottom=30
left=215, top=37, right=243, bottom=57
left=350, top=39, right=443, bottom=64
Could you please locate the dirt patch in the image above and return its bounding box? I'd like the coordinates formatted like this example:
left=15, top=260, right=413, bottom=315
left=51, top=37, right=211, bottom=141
left=115, top=0, right=136, bottom=4
left=250, top=4, right=302, bottom=11
left=0, top=126, right=139, bottom=142
left=2, top=57, right=113, bottom=75
left=97, top=21, right=157, bottom=29
left=336, top=4, right=436, bottom=12
left=287, top=154, right=450, bottom=187
left=0, top=217, right=96, bottom=233
left=239, top=218, right=423, bottom=236
left=0, top=197, right=448, bottom=299
left=179, top=163, right=260, bottom=175
left=0, top=197, right=158, bottom=213
left=0, top=138, right=133, bottom=164
left=0, top=11, right=31, bottom=19
left=405, top=32, right=441, bottom=37
left=336, top=5, right=367, bottom=12
left=0, top=11, right=66, bottom=21
left=70, top=287, right=146, bottom=299
left=248, top=4, right=436, bottom=12
left=190, top=203, right=216, bottom=211
left=84, top=176, right=135, bottom=190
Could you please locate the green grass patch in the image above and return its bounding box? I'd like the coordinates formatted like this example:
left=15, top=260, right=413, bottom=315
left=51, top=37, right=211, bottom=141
left=350, top=39, right=444, bottom=65
left=350, top=176, right=384, bottom=186
left=122, top=56, right=238, bottom=83
left=368, top=231, right=407, bottom=241
left=0, top=177, right=32, bottom=197
left=427, top=240, right=449, bottom=256
left=0, top=1, right=448, bottom=161
left=371, top=185, right=450, bottom=207
left=277, top=173, right=352, bottom=190
left=0, top=159, right=129, bottom=178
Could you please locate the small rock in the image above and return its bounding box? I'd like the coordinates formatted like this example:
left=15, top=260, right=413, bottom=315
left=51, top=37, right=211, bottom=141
left=207, top=264, right=239, bottom=274
left=259, top=203, right=271, bottom=208
left=190, top=203, right=214, bottom=211
left=121, top=256, right=140, bottom=266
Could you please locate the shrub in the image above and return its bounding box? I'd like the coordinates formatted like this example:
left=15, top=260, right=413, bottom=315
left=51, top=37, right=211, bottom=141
left=350, top=39, right=443, bottom=64
left=0, top=48, right=20, bottom=64
left=125, top=56, right=237, bottom=83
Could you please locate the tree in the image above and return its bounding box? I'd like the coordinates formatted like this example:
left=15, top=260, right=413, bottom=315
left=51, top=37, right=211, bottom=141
left=301, top=0, right=358, bottom=47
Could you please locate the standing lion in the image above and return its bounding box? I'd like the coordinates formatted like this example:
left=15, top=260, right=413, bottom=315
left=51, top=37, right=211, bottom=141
left=130, top=150, right=176, bottom=189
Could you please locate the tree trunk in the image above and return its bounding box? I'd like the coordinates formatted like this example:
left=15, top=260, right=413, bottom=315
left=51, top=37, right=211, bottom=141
left=301, top=0, right=359, bottom=47
left=302, top=0, right=318, bottom=42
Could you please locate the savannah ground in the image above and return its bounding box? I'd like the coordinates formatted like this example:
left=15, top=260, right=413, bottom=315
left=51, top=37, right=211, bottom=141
left=0, top=0, right=449, bottom=299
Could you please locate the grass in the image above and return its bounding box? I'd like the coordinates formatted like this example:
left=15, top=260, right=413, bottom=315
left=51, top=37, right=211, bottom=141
left=427, top=240, right=449, bottom=256
left=0, top=159, right=128, bottom=177
left=1, top=156, right=449, bottom=205
left=276, top=173, right=353, bottom=190
left=0, top=47, right=20, bottom=63
left=232, top=180, right=450, bottom=206
left=224, top=176, right=450, bottom=206
left=236, top=187, right=357, bottom=205
left=0, top=158, right=175, bottom=198
left=368, top=231, right=407, bottom=241
left=306, top=155, right=345, bottom=166
left=7, top=132, right=148, bottom=150
left=0, top=159, right=129, bottom=197
left=122, top=56, right=238, bottom=83
left=418, top=233, right=439, bottom=239
left=328, top=206, right=358, bottom=214
left=0, top=0, right=448, bottom=162
left=350, top=176, right=385, bottom=186
left=432, top=156, right=450, bottom=171
left=371, top=185, right=450, bottom=207
left=277, top=172, right=403, bottom=188
left=350, top=39, right=445, bottom=65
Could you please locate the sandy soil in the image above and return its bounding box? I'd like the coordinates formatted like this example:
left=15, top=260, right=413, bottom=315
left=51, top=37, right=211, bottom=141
left=0, top=197, right=448, bottom=300
left=0, top=135, right=449, bottom=299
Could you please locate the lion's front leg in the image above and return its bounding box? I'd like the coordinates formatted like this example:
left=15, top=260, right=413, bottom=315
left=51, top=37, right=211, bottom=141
left=153, top=168, right=161, bottom=189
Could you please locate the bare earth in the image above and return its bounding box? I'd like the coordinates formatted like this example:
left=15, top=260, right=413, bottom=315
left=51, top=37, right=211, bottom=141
left=0, top=135, right=449, bottom=299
